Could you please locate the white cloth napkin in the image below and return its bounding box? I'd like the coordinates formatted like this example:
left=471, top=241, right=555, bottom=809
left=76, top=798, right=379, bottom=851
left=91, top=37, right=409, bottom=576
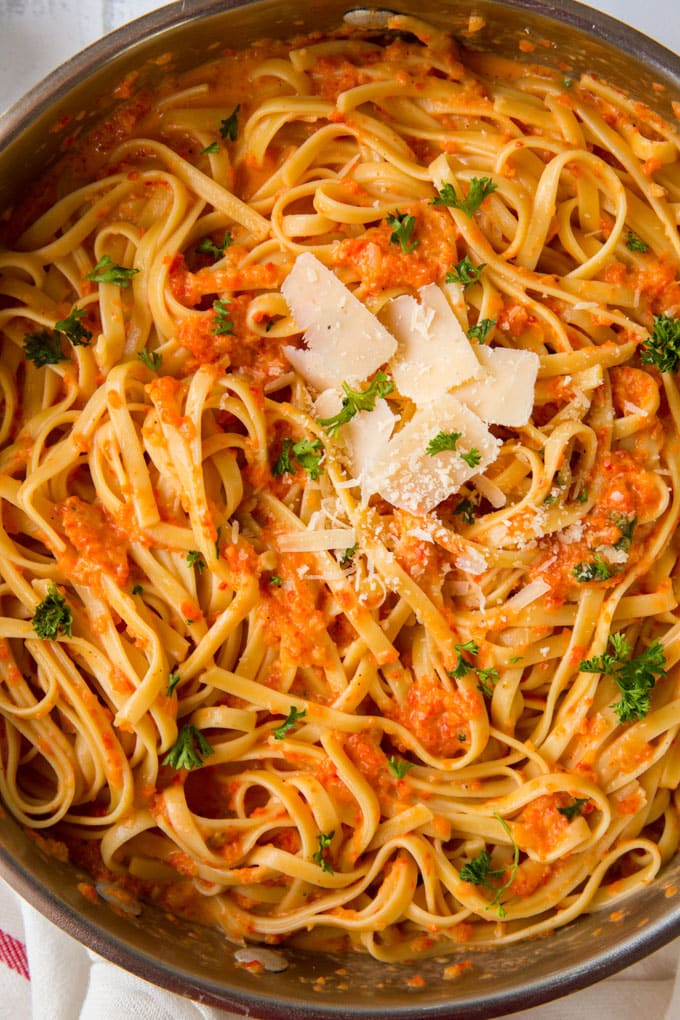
left=2, top=875, right=680, bottom=1020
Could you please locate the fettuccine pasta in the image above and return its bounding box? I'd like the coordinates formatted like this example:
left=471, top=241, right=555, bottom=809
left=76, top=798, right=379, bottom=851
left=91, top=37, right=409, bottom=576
left=0, top=15, right=679, bottom=961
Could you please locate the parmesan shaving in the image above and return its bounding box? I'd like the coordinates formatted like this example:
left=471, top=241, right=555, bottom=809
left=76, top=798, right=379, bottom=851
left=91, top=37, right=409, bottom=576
left=504, top=578, right=551, bottom=611
left=282, top=253, right=397, bottom=390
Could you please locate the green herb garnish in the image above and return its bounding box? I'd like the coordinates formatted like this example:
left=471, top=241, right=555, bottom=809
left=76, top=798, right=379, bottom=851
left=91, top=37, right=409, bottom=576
left=386, top=210, right=419, bottom=254
left=55, top=307, right=92, bottom=347
left=431, top=177, right=498, bottom=217
left=573, top=552, right=616, bottom=583
left=426, top=430, right=462, bottom=456
left=196, top=232, right=232, bottom=259
left=186, top=550, right=207, bottom=573
left=23, top=330, right=67, bottom=367
left=467, top=318, right=496, bottom=343
left=137, top=349, right=162, bottom=371
left=212, top=299, right=235, bottom=336
left=557, top=797, right=589, bottom=822
left=86, top=254, right=139, bottom=287
left=626, top=230, right=649, bottom=253
left=220, top=105, right=240, bottom=141
left=446, top=255, right=486, bottom=287
left=460, top=448, right=482, bottom=468
left=273, top=705, right=307, bottom=739
left=312, top=830, right=335, bottom=873
left=167, top=672, right=181, bottom=696
left=579, top=633, right=666, bottom=723
left=32, top=583, right=73, bottom=639
left=388, top=756, right=413, bottom=779
left=163, top=724, right=214, bottom=770
left=640, top=314, right=680, bottom=373
left=317, top=372, right=394, bottom=436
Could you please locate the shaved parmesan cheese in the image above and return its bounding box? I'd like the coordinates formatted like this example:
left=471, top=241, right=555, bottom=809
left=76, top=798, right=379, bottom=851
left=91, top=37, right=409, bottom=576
left=277, top=528, right=356, bottom=553
left=504, top=578, right=551, bottom=611
left=455, top=547, right=488, bottom=575
left=282, top=252, right=397, bottom=390
left=382, top=283, right=481, bottom=404
left=368, top=394, right=500, bottom=514
left=452, top=345, right=539, bottom=427
left=314, top=389, right=398, bottom=501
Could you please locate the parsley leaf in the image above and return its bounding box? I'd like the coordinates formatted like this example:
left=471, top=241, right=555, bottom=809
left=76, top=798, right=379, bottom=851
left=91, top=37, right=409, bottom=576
left=196, top=232, right=232, bottom=259
left=467, top=318, right=496, bottom=343
left=476, top=668, right=499, bottom=698
left=557, top=797, right=589, bottom=822
left=426, top=430, right=462, bottom=456
left=626, top=230, right=649, bottom=253
left=220, top=105, right=240, bottom=140
left=23, top=330, right=67, bottom=367
left=212, top=298, right=235, bottom=336
left=201, top=141, right=220, bottom=155
left=460, top=448, right=482, bottom=468
left=86, top=254, right=139, bottom=287
left=269, top=573, right=283, bottom=587
left=450, top=640, right=480, bottom=679
left=167, top=671, right=181, bottom=696
left=386, top=210, right=419, bottom=254
left=137, top=349, right=162, bottom=371
left=459, top=813, right=519, bottom=917
left=131, top=584, right=144, bottom=596
left=163, top=724, right=214, bottom=770
left=446, top=255, right=486, bottom=287
left=573, top=552, right=616, bottom=582
left=272, top=438, right=324, bottom=479
left=580, top=634, right=666, bottom=723
left=454, top=496, right=478, bottom=525
left=186, top=550, right=207, bottom=573
left=317, top=372, right=394, bottom=436
left=273, top=705, right=307, bottom=739
left=32, top=583, right=73, bottom=639
left=640, top=314, right=680, bottom=373
left=55, top=307, right=92, bottom=347
left=339, top=544, right=358, bottom=567
left=431, top=177, right=498, bottom=216
left=312, top=830, right=335, bottom=873
left=388, top=756, right=413, bottom=779
left=612, top=513, right=637, bottom=552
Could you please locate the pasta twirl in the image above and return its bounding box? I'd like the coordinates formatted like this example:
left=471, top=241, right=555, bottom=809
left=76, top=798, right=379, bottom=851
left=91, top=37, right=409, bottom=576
left=0, top=15, right=679, bottom=962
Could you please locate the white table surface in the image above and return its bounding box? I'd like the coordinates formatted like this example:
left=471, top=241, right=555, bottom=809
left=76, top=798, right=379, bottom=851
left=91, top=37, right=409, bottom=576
left=0, top=2, right=679, bottom=1020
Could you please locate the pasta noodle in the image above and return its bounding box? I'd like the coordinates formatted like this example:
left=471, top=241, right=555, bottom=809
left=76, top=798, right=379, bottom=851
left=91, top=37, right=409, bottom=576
left=0, top=14, right=680, bottom=962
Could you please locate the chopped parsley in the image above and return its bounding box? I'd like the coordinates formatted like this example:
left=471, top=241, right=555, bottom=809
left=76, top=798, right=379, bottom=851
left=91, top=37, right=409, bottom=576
left=55, top=307, right=92, bottom=347
left=186, top=550, right=207, bottom=573
left=32, top=583, right=73, bottom=639
left=431, top=177, right=498, bottom=217
left=272, top=437, right=324, bottom=480
left=137, top=349, right=162, bottom=371
left=573, top=552, right=617, bottom=582
left=626, top=230, right=649, bottom=253
left=476, top=668, right=500, bottom=699
left=163, top=724, right=214, bottom=770
left=312, top=830, right=335, bottom=873
left=212, top=298, right=235, bottom=336
left=426, top=430, right=462, bottom=456
left=317, top=371, right=394, bottom=436
left=467, top=318, right=496, bottom=343
left=220, top=105, right=240, bottom=141
left=579, top=633, right=666, bottom=723
left=167, top=671, right=181, bottom=696
left=339, top=543, right=358, bottom=567
left=459, top=813, right=519, bottom=917
left=563, top=77, right=575, bottom=88
left=131, top=584, right=144, bottom=596
left=23, top=330, right=67, bottom=367
left=388, top=756, right=413, bottom=779
left=612, top=513, right=637, bottom=552
left=214, top=525, right=222, bottom=559
left=445, top=255, right=486, bottom=287
left=196, top=232, right=232, bottom=259
left=450, top=640, right=480, bottom=679
left=86, top=254, right=139, bottom=287
left=576, top=487, right=589, bottom=504
left=201, top=141, right=220, bottom=155
left=386, top=210, right=419, bottom=253
left=557, top=797, right=589, bottom=822
left=640, top=314, right=680, bottom=373
left=269, top=574, right=283, bottom=587
left=273, top=705, right=307, bottom=739
left=454, top=496, right=478, bottom=525
left=460, top=448, right=482, bottom=468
